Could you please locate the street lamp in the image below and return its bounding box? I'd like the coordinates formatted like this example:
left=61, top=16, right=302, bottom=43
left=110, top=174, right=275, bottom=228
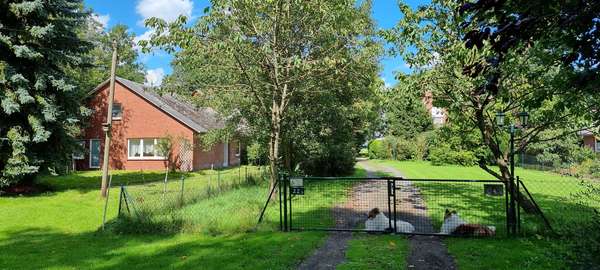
left=495, top=111, right=528, bottom=236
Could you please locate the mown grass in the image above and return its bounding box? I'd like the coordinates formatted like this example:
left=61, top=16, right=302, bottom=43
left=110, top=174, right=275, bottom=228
left=290, top=169, right=368, bottom=230
left=0, top=166, right=369, bottom=269
left=338, top=234, right=409, bottom=270
left=37, top=165, right=267, bottom=192
left=369, top=160, right=598, bottom=269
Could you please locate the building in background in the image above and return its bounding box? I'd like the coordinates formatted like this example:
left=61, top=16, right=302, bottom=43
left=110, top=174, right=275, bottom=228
left=74, top=77, right=241, bottom=171
left=422, top=91, right=447, bottom=127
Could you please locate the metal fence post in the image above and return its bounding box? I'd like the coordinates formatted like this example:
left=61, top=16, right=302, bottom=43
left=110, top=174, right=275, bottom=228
left=279, top=172, right=283, bottom=231
left=504, top=181, right=510, bottom=236
left=392, top=180, right=397, bottom=234
left=516, top=176, right=521, bottom=235
left=387, top=179, right=393, bottom=230
left=245, top=166, right=248, bottom=183
left=179, top=175, right=185, bottom=207
left=118, top=185, right=124, bottom=217
left=282, top=172, right=288, bottom=232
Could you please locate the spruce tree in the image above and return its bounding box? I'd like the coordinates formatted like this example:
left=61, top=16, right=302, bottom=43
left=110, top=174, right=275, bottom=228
left=0, top=0, right=91, bottom=187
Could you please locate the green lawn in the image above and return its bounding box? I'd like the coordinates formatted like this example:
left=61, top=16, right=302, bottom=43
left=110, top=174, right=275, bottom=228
left=369, top=160, right=596, bottom=269
left=338, top=234, right=409, bottom=270
left=0, top=166, right=369, bottom=269
left=0, top=166, right=324, bottom=269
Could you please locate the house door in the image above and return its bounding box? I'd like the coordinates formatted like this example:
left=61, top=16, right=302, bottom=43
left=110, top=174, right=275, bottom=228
left=90, top=139, right=101, bottom=168
left=223, top=142, right=229, bottom=167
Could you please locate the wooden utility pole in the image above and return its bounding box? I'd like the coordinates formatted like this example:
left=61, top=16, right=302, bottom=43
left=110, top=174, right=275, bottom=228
left=101, top=40, right=118, bottom=197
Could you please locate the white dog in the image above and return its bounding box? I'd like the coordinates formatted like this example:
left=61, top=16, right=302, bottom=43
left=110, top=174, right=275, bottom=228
left=440, top=209, right=496, bottom=236
left=365, top=208, right=415, bottom=233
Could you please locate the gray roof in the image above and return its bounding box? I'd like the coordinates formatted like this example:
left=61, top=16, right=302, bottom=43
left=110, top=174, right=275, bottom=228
left=89, top=77, right=224, bottom=133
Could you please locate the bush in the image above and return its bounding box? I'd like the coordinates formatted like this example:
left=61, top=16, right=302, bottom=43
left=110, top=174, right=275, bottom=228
left=247, top=142, right=268, bottom=165
left=368, top=137, right=418, bottom=161
left=429, top=146, right=477, bottom=166
left=368, top=139, right=387, bottom=159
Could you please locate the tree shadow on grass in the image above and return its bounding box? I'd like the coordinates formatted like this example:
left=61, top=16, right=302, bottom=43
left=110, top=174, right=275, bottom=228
left=0, top=227, right=324, bottom=270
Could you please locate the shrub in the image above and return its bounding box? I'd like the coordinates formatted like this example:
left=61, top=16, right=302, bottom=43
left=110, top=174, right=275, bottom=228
left=368, top=139, right=387, bottom=159
left=247, top=142, right=268, bottom=165
left=429, top=146, right=477, bottom=166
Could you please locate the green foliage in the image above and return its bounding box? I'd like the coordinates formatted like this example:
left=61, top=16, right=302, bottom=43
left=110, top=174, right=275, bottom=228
left=68, top=23, right=146, bottom=91
left=429, top=146, right=477, bottom=166
left=382, top=73, right=433, bottom=138
left=368, top=136, right=426, bottom=161
left=554, top=181, right=600, bottom=269
left=525, top=130, right=597, bottom=166
left=143, top=0, right=382, bottom=179
left=246, top=142, right=268, bottom=166
left=385, top=0, right=600, bottom=183
left=368, top=139, right=386, bottom=159
left=425, top=126, right=488, bottom=166
left=0, top=0, right=91, bottom=187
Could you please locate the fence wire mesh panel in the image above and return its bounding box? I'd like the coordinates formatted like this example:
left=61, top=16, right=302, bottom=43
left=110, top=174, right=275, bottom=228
left=116, top=166, right=269, bottom=234
left=285, top=177, right=508, bottom=236
left=288, top=177, right=392, bottom=231
left=396, top=179, right=507, bottom=236
left=516, top=176, right=600, bottom=236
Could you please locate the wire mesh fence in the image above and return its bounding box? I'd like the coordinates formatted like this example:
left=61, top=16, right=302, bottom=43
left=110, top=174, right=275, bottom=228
left=516, top=176, right=600, bottom=236
left=287, top=177, right=507, bottom=236
left=114, top=165, right=270, bottom=234
left=283, top=175, right=600, bottom=237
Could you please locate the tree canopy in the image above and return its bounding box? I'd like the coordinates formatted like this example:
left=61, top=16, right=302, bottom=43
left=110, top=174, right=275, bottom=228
left=385, top=0, right=600, bottom=183
left=143, top=0, right=382, bottom=180
left=0, top=0, right=91, bottom=187
left=69, top=22, right=146, bottom=92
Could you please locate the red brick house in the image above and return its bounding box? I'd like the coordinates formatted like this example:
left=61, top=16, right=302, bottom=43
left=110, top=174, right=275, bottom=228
left=74, top=77, right=240, bottom=171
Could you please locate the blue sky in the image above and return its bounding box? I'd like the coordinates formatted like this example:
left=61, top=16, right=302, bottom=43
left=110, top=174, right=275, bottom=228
left=84, top=0, right=427, bottom=87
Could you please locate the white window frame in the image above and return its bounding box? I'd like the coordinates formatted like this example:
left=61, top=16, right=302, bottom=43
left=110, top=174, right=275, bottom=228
left=127, top=138, right=166, bottom=160
left=596, top=138, right=600, bottom=152
left=89, top=139, right=101, bottom=168
left=112, top=103, right=122, bottom=120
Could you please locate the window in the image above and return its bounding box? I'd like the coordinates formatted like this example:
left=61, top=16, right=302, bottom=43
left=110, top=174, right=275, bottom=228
left=112, top=103, right=122, bottom=120
left=89, top=139, right=101, bottom=168
left=596, top=139, right=600, bottom=152
left=72, top=140, right=85, bottom=160
left=128, top=138, right=165, bottom=159
left=235, top=142, right=241, bottom=157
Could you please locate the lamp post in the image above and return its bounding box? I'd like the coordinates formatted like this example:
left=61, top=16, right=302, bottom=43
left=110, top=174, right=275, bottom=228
left=496, top=111, right=529, bottom=236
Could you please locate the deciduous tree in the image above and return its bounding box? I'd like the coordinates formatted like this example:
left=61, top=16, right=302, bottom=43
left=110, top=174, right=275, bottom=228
left=142, top=0, right=381, bottom=185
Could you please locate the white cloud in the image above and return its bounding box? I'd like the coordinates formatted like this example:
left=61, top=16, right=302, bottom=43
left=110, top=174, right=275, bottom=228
left=133, top=29, right=155, bottom=52
left=91, top=13, right=110, bottom=29
left=136, top=0, right=193, bottom=25
left=145, top=68, right=165, bottom=87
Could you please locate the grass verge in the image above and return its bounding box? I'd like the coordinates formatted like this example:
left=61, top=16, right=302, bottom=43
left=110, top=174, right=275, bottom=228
left=337, top=234, right=409, bottom=270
